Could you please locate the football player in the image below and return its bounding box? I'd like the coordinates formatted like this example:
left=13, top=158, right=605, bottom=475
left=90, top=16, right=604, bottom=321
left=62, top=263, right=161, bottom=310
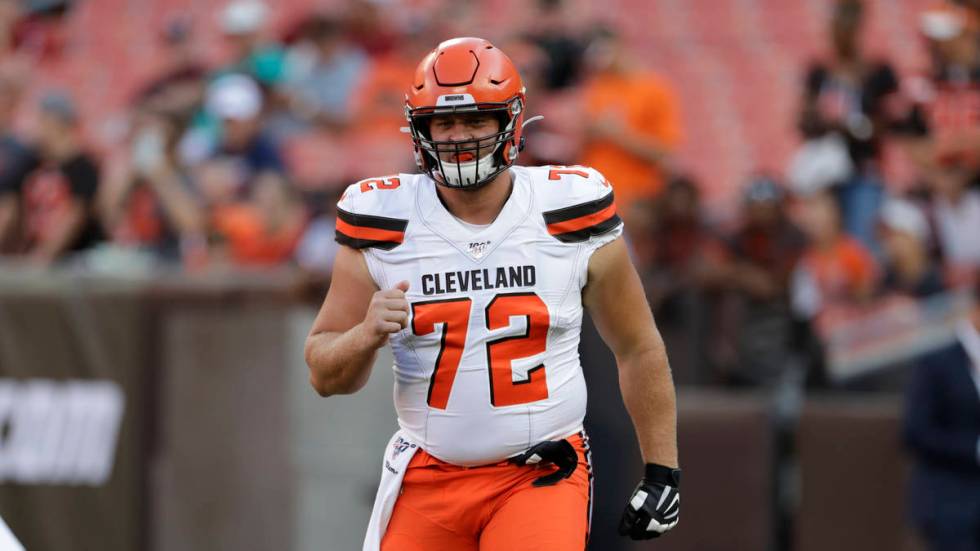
left=305, top=37, right=679, bottom=550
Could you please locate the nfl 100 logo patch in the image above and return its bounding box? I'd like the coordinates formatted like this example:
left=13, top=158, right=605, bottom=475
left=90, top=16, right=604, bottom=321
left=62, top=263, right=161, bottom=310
left=467, top=240, right=491, bottom=259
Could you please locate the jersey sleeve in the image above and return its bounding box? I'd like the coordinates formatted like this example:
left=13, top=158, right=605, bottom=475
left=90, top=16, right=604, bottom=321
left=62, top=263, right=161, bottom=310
left=334, top=176, right=411, bottom=251
left=539, top=166, right=623, bottom=245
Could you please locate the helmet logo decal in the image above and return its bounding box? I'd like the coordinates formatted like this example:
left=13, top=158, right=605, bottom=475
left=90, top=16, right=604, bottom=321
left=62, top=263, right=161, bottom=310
left=436, top=94, right=476, bottom=106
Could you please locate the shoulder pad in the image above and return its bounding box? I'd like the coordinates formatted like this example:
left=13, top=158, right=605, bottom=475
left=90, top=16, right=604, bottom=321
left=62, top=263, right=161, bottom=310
left=335, top=174, right=414, bottom=250
left=531, top=165, right=622, bottom=243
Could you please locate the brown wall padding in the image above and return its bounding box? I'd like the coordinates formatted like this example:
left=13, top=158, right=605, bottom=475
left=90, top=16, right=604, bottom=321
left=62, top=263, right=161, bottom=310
left=664, top=391, right=773, bottom=551
left=795, top=396, right=913, bottom=551
left=0, top=288, right=150, bottom=551
left=151, top=304, right=293, bottom=551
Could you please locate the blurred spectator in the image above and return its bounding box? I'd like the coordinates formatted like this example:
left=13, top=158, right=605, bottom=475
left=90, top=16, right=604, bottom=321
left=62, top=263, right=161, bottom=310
left=295, top=189, right=341, bottom=277
left=929, top=155, right=980, bottom=290
left=634, top=176, right=728, bottom=384
left=721, top=177, right=807, bottom=386
left=798, top=0, right=903, bottom=253
left=202, top=73, right=285, bottom=192
left=903, top=291, right=980, bottom=551
left=282, top=15, right=367, bottom=130
left=495, top=36, right=573, bottom=165
left=343, top=31, right=428, bottom=181
left=0, top=0, right=22, bottom=57
left=521, top=0, right=587, bottom=91
left=211, top=170, right=307, bottom=266
left=133, top=16, right=207, bottom=122
left=0, top=70, right=24, bottom=252
left=11, top=0, right=70, bottom=61
left=0, top=70, right=25, bottom=169
left=790, top=189, right=878, bottom=322
left=345, top=0, right=398, bottom=57
left=0, top=91, right=102, bottom=266
left=906, top=3, right=980, bottom=198
left=877, top=197, right=945, bottom=297
left=217, top=0, right=287, bottom=87
left=579, top=26, right=681, bottom=220
left=99, top=111, right=205, bottom=263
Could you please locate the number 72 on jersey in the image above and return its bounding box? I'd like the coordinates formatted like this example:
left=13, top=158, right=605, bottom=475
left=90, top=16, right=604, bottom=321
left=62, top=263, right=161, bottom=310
left=411, top=292, right=549, bottom=409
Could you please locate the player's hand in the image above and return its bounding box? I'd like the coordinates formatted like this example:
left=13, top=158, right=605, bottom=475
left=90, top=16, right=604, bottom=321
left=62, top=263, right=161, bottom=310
left=619, top=463, right=681, bottom=540
left=361, top=280, right=410, bottom=347
left=508, top=439, right=578, bottom=487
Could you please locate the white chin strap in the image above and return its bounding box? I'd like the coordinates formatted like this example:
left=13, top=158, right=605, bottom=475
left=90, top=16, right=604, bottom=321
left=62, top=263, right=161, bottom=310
left=436, top=152, right=499, bottom=187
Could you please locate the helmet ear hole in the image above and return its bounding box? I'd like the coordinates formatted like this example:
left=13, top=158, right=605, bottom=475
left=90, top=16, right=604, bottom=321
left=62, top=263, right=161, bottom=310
left=414, top=114, right=434, bottom=140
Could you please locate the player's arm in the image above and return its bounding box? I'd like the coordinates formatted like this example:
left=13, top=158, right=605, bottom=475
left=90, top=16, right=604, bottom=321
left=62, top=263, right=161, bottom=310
left=583, top=236, right=681, bottom=540
left=583, top=236, right=677, bottom=466
left=304, top=244, right=409, bottom=397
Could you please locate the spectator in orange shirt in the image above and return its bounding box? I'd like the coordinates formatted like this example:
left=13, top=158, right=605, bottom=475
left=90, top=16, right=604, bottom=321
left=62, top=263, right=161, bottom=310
left=343, top=33, right=427, bottom=181
left=211, top=171, right=307, bottom=266
left=790, top=189, right=879, bottom=322
left=579, top=26, right=682, bottom=220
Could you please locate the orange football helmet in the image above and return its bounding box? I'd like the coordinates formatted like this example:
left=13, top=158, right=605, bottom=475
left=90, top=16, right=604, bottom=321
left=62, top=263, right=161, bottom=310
left=405, top=37, right=527, bottom=189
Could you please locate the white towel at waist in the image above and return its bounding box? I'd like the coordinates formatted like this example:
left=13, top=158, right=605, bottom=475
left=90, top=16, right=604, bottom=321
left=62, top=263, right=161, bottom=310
left=362, top=430, right=420, bottom=551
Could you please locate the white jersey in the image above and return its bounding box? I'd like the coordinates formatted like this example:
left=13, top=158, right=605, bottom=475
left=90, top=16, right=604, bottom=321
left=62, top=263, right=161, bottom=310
left=336, top=165, right=623, bottom=466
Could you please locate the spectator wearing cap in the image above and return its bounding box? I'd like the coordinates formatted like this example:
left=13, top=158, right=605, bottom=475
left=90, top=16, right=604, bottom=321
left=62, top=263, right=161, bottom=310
left=0, top=91, right=102, bottom=266
left=216, top=0, right=287, bottom=87
left=878, top=197, right=945, bottom=298
left=904, top=283, right=980, bottom=551
left=201, top=74, right=285, bottom=199
left=721, top=177, right=807, bottom=386
left=578, top=26, right=682, bottom=220
left=798, top=0, right=904, bottom=254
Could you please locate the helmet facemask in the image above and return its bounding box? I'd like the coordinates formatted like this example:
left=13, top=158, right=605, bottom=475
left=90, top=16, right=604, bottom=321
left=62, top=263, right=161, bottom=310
left=408, top=99, right=523, bottom=190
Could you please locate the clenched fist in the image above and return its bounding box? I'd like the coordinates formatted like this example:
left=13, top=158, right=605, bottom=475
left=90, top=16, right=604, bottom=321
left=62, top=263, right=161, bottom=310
left=361, top=280, right=410, bottom=347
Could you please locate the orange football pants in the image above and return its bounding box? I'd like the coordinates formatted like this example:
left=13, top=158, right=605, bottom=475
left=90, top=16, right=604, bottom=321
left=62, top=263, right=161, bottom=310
left=381, top=432, right=593, bottom=551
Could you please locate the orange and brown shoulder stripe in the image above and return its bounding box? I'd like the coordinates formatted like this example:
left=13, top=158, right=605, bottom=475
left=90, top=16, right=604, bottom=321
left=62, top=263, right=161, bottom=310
left=542, top=192, right=621, bottom=243
left=335, top=208, right=408, bottom=250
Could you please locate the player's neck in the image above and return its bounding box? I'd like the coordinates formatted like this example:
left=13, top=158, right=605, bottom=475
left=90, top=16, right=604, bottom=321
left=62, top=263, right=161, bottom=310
left=436, top=170, right=514, bottom=225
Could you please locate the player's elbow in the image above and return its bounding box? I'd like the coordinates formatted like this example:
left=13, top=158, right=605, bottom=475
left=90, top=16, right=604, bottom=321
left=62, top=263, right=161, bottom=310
left=308, top=374, right=331, bottom=397
left=308, top=373, right=340, bottom=397
left=304, top=333, right=368, bottom=397
left=305, top=336, right=337, bottom=397
left=308, top=371, right=365, bottom=397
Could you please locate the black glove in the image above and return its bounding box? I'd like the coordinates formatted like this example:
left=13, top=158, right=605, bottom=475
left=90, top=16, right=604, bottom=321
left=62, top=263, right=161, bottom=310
left=508, top=439, right=578, bottom=487
left=619, top=463, right=681, bottom=540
